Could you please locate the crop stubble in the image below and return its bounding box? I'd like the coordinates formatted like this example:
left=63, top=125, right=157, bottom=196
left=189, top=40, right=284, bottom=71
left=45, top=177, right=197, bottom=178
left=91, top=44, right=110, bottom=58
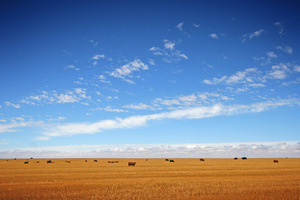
left=0, top=158, right=299, bottom=199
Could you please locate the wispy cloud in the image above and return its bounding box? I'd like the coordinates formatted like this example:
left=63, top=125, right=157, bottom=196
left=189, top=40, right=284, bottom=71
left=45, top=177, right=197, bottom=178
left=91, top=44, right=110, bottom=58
left=276, top=46, right=293, bottom=54
left=109, top=59, right=149, bottom=84
left=20, top=88, right=91, bottom=106
left=176, top=22, right=184, bottom=31
left=267, top=52, right=277, bottom=58
left=201, top=61, right=214, bottom=68
left=39, top=98, right=299, bottom=139
left=203, top=64, right=298, bottom=87
left=148, top=58, right=155, bottom=66
left=5, top=102, right=21, bottom=109
left=98, top=74, right=111, bottom=84
left=203, top=68, right=262, bottom=85
left=125, top=92, right=232, bottom=111
left=123, top=103, right=151, bottom=110
left=274, top=21, right=284, bottom=35
left=282, top=77, right=300, bottom=86
left=242, top=29, right=264, bottom=42
left=0, top=118, right=43, bottom=134
left=62, top=49, right=72, bottom=55
left=149, top=40, right=188, bottom=63
left=64, top=65, right=80, bottom=71
left=249, top=29, right=264, bottom=39
left=293, top=65, right=300, bottom=73
left=89, top=40, right=98, bottom=47
left=96, top=106, right=128, bottom=113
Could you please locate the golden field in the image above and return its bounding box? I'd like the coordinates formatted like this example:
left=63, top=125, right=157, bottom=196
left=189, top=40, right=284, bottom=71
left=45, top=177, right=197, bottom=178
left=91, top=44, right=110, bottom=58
left=0, top=158, right=299, bottom=200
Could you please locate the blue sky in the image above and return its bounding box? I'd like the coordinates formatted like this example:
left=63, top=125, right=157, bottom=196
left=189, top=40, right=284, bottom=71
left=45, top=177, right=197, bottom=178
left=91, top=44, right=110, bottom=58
left=0, top=0, right=300, bottom=158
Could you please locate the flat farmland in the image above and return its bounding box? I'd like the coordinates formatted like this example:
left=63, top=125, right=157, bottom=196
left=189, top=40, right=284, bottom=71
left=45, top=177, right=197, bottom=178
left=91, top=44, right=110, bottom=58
left=0, top=158, right=299, bottom=200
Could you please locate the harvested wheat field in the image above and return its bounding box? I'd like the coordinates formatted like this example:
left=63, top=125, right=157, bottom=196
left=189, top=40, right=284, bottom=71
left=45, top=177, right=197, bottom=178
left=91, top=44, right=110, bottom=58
left=0, top=158, right=299, bottom=200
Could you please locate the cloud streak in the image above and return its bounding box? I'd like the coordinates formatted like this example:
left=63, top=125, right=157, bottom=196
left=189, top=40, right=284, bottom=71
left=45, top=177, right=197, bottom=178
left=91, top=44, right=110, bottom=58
left=0, top=119, right=43, bottom=134
left=39, top=98, right=299, bottom=139
left=242, top=29, right=264, bottom=42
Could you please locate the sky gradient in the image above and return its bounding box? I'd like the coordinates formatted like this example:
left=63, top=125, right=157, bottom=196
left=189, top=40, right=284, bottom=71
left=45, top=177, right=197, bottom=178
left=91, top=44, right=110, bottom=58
left=0, top=0, right=300, bottom=158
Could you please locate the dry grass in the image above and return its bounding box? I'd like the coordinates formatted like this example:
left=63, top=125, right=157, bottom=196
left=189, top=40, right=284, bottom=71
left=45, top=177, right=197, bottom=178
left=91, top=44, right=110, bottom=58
left=0, top=158, right=299, bottom=199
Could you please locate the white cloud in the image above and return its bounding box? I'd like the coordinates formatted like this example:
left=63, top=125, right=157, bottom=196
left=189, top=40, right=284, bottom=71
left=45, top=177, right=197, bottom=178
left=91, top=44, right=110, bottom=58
left=123, top=103, right=150, bottom=110
left=226, top=68, right=257, bottom=84
left=193, top=23, right=200, bottom=28
left=149, top=58, right=155, bottom=66
left=0, top=139, right=8, bottom=144
left=99, top=106, right=127, bottom=113
left=150, top=40, right=188, bottom=63
left=249, top=29, right=264, bottom=39
left=109, top=59, right=149, bottom=84
left=248, top=83, right=266, bottom=88
left=276, top=46, right=293, bottom=54
left=98, top=75, right=111, bottom=84
left=242, top=29, right=264, bottom=42
left=64, top=65, right=80, bottom=71
left=48, top=116, right=66, bottom=122
left=20, top=88, right=91, bottom=106
left=159, top=99, right=180, bottom=106
left=99, top=75, right=106, bottom=79
left=152, top=92, right=231, bottom=109
left=90, top=55, right=106, bottom=66
left=55, top=93, right=78, bottom=103
left=201, top=61, right=213, bottom=68
left=176, top=22, right=184, bottom=31
left=203, top=64, right=296, bottom=87
left=5, top=102, right=21, bottom=109
left=293, top=65, right=300, bottom=72
left=35, top=136, right=50, bottom=141
left=178, top=94, right=197, bottom=103
left=149, top=47, right=159, bottom=51
left=1, top=141, right=299, bottom=158
left=163, top=40, right=175, bottom=50
left=89, top=40, right=98, bottom=46
left=92, top=54, right=105, bottom=60
left=179, top=53, right=188, bottom=59
left=274, top=22, right=282, bottom=26
left=40, top=98, right=299, bottom=138
left=0, top=119, right=43, bottom=134
left=209, top=33, right=218, bottom=39
left=266, top=64, right=290, bottom=80
left=274, top=22, right=284, bottom=35
left=282, top=77, right=300, bottom=86
left=62, top=49, right=72, bottom=55
left=267, top=52, right=277, bottom=58
left=203, top=75, right=228, bottom=85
